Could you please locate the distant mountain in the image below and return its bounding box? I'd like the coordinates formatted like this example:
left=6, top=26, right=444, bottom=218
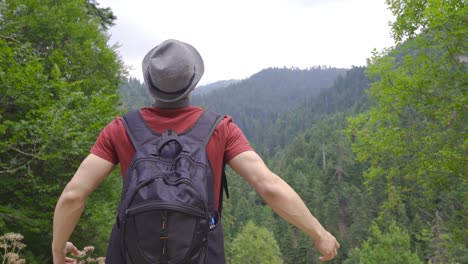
left=193, top=79, right=240, bottom=95
left=257, top=66, right=370, bottom=154
left=191, top=66, right=347, bottom=144
left=119, top=67, right=348, bottom=137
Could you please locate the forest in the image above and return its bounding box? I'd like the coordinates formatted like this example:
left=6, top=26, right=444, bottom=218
left=0, top=0, right=466, bottom=263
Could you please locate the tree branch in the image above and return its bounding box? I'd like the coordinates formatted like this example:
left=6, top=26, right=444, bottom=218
left=0, top=34, right=20, bottom=44
left=8, top=146, right=36, bottom=158
left=0, top=146, right=36, bottom=174
left=0, top=160, right=33, bottom=174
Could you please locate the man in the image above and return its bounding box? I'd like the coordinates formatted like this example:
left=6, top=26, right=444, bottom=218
left=52, top=39, right=340, bottom=263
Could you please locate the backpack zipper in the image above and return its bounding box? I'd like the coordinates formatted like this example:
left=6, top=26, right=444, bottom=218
left=135, top=173, right=195, bottom=190
left=125, top=200, right=207, bottom=218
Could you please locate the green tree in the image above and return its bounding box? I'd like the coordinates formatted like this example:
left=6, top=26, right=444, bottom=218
left=0, top=0, right=124, bottom=260
left=347, top=0, right=467, bottom=261
left=351, top=221, right=423, bottom=264
left=229, top=221, right=282, bottom=264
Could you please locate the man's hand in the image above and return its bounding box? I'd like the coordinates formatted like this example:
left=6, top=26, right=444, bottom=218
left=314, top=231, right=340, bottom=261
left=52, top=241, right=79, bottom=264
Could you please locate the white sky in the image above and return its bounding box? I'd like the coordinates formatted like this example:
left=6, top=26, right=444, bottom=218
left=98, top=0, right=395, bottom=85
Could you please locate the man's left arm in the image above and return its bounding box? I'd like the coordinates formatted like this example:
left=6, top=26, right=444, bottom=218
left=52, top=154, right=115, bottom=264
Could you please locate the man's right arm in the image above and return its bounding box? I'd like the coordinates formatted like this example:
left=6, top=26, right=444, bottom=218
left=52, top=154, right=115, bottom=264
left=228, top=150, right=340, bottom=262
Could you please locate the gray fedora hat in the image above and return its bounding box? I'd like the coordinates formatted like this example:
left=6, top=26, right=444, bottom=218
left=142, top=39, right=204, bottom=103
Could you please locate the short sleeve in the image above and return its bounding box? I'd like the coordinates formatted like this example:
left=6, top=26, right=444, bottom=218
left=90, top=119, right=120, bottom=164
left=221, top=116, right=254, bottom=163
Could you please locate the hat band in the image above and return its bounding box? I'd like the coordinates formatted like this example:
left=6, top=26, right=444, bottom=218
left=146, top=66, right=196, bottom=96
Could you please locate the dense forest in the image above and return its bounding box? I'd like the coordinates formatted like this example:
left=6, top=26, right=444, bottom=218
left=1, top=0, right=466, bottom=263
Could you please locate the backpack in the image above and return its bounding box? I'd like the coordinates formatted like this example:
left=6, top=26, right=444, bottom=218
left=105, top=109, right=228, bottom=264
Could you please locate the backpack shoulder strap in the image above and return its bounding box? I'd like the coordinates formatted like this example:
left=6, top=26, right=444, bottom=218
left=186, top=110, right=227, bottom=217
left=121, top=109, right=157, bottom=149
left=184, top=110, right=223, bottom=147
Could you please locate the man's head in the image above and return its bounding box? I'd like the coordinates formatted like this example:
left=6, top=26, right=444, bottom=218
left=142, top=39, right=204, bottom=108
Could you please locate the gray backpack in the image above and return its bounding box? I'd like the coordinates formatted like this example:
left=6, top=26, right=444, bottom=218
left=105, top=109, right=227, bottom=264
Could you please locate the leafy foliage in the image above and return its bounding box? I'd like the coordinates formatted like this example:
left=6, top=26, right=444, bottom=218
left=348, top=0, right=467, bottom=262
left=0, top=0, right=124, bottom=260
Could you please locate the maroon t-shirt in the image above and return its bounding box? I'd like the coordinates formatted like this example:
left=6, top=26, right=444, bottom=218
left=90, top=106, right=253, bottom=208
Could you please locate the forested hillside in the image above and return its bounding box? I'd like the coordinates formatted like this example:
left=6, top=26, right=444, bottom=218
left=192, top=79, right=240, bottom=96
left=251, top=67, right=370, bottom=156
left=191, top=66, right=347, bottom=146
left=217, top=67, right=373, bottom=263
left=117, top=66, right=369, bottom=264
left=119, top=76, right=153, bottom=109
left=1, top=0, right=466, bottom=263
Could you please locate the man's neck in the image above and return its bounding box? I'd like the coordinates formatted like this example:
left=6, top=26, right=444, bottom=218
left=153, top=97, right=190, bottom=109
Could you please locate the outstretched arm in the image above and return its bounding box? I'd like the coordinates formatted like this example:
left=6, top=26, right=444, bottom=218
left=228, top=150, right=340, bottom=262
left=52, top=154, right=115, bottom=264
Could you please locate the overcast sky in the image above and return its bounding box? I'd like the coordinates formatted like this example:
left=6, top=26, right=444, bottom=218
left=99, top=0, right=395, bottom=85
